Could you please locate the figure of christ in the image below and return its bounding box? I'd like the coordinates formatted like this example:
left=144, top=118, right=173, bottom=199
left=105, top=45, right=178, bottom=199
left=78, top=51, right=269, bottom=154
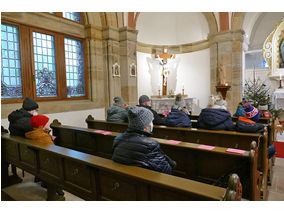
left=155, top=46, right=176, bottom=96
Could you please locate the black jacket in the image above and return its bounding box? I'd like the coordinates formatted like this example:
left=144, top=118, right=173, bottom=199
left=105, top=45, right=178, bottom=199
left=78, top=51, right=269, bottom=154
left=112, top=128, right=175, bottom=174
left=236, top=120, right=264, bottom=133
left=8, top=108, right=33, bottom=136
left=137, top=105, right=165, bottom=125
left=197, top=108, right=236, bottom=131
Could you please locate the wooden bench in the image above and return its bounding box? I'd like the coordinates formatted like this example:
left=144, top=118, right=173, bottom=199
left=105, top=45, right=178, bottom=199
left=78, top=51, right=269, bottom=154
left=1, top=133, right=242, bottom=201
left=51, top=121, right=260, bottom=200
left=85, top=115, right=268, bottom=200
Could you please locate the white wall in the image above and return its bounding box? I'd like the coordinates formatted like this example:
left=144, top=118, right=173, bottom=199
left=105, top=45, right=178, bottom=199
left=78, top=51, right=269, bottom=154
left=137, top=48, right=210, bottom=112
left=136, top=12, right=209, bottom=45
left=1, top=108, right=105, bottom=130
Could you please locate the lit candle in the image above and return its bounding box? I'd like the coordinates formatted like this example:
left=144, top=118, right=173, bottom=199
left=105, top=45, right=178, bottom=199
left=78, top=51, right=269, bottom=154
left=280, top=73, right=282, bottom=80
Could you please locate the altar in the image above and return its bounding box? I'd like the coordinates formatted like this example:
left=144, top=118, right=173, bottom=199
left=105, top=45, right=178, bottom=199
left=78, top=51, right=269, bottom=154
left=273, top=89, right=284, bottom=110
left=151, top=96, right=195, bottom=114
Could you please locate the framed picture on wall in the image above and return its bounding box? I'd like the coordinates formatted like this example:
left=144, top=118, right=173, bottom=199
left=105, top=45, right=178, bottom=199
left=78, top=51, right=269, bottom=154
left=129, top=63, right=137, bottom=77
left=112, top=62, right=120, bottom=77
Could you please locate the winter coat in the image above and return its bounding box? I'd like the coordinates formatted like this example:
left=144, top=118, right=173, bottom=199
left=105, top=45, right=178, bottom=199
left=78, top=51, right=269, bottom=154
left=112, top=128, right=176, bottom=174
left=25, top=127, right=54, bottom=145
left=236, top=117, right=264, bottom=133
left=165, top=109, right=192, bottom=128
left=8, top=108, right=33, bottom=136
left=197, top=108, right=236, bottom=131
left=107, top=105, right=128, bottom=123
left=137, top=105, right=165, bottom=125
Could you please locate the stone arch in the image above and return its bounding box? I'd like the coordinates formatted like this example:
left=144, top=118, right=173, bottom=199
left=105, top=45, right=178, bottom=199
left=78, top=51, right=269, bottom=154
left=231, top=12, right=246, bottom=30
left=202, top=12, right=218, bottom=34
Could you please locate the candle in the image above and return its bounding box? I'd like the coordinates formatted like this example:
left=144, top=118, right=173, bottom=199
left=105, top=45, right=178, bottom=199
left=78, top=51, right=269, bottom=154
left=280, top=73, right=282, bottom=80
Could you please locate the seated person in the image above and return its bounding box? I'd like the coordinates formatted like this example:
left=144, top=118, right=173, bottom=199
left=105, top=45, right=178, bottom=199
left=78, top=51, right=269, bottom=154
left=233, top=101, right=245, bottom=117
left=165, top=94, right=191, bottom=128
left=236, top=103, right=276, bottom=159
left=137, top=95, right=165, bottom=125
left=197, top=94, right=235, bottom=131
left=8, top=97, right=39, bottom=136
left=112, top=106, right=176, bottom=174
left=107, top=96, right=129, bottom=123
left=25, top=115, right=54, bottom=145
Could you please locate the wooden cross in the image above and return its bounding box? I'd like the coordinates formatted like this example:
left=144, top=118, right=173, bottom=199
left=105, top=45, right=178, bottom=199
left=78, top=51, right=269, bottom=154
left=155, top=46, right=175, bottom=96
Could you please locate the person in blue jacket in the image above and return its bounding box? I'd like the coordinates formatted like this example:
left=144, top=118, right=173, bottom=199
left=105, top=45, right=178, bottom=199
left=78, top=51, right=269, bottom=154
left=165, top=94, right=192, bottom=128
left=112, top=106, right=176, bottom=174
left=233, top=101, right=245, bottom=117
left=197, top=94, right=235, bottom=131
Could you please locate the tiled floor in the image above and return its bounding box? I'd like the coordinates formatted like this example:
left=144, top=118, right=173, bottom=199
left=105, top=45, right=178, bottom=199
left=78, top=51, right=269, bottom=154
left=2, top=158, right=284, bottom=201
left=267, top=157, right=284, bottom=201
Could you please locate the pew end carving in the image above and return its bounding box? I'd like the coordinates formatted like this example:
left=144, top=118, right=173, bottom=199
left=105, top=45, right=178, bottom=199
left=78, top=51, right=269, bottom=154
left=51, top=119, right=62, bottom=126
left=222, top=174, right=242, bottom=201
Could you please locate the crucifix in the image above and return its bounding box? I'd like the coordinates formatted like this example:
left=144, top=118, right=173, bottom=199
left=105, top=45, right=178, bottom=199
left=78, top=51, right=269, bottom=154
left=155, top=46, right=176, bottom=96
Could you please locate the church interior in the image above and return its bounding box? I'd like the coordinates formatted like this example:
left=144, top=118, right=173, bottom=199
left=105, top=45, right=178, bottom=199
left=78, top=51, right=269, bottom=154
left=1, top=8, right=284, bottom=204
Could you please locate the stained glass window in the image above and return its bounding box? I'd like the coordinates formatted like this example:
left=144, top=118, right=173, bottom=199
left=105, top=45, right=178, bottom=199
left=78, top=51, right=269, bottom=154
left=63, top=12, right=82, bottom=23
left=33, top=32, right=57, bottom=97
left=64, top=38, right=85, bottom=97
left=1, top=24, right=23, bottom=99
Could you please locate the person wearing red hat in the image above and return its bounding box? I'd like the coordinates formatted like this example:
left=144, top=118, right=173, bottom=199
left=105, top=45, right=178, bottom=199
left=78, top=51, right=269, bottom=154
left=25, top=115, right=54, bottom=145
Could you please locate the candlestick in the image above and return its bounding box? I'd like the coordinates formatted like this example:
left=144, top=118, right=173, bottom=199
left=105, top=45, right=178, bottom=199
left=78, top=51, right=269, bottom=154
left=279, top=80, right=283, bottom=89
left=158, top=89, right=161, bottom=97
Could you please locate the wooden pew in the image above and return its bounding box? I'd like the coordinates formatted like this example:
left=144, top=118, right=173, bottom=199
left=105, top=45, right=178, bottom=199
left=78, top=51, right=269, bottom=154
left=85, top=115, right=268, bottom=200
left=1, top=133, right=242, bottom=201
left=51, top=121, right=260, bottom=200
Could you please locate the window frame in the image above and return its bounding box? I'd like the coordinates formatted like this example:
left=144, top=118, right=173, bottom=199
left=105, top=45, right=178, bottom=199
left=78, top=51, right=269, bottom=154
left=46, top=12, right=85, bottom=25
left=1, top=20, right=89, bottom=104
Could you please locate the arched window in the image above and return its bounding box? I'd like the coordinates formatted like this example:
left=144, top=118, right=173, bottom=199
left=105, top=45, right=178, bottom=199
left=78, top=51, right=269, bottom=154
left=48, top=12, right=84, bottom=24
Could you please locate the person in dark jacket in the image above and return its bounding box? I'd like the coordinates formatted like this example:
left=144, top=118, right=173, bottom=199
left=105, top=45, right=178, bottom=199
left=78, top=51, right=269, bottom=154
left=236, top=103, right=276, bottom=159
left=233, top=101, right=245, bottom=117
left=112, top=106, right=176, bottom=174
left=107, top=96, right=129, bottom=123
left=8, top=97, right=39, bottom=136
left=165, top=94, right=191, bottom=128
left=197, top=95, right=235, bottom=131
left=137, top=95, right=166, bottom=125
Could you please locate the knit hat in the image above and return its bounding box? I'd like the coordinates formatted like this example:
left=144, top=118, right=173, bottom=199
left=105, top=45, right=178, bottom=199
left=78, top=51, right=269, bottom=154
left=208, top=95, right=227, bottom=110
left=113, top=96, right=124, bottom=105
left=127, top=106, right=153, bottom=131
left=22, top=97, right=39, bottom=111
left=30, top=115, right=49, bottom=128
left=139, top=95, right=150, bottom=104
left=244, top=103, right=260, bottom=122
left=174, top=94, right=186, bottom=108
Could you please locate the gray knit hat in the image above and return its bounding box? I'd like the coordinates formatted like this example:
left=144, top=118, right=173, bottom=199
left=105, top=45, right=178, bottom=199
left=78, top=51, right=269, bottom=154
left=128, top=106, right=153, bottom=131
left=22, top=97, right=39, bottom=111
left=139, top=95, right=150, bottom=104
left=113, top=96, right=124, bottom=105
left=174, top=94, right=186, bottom=108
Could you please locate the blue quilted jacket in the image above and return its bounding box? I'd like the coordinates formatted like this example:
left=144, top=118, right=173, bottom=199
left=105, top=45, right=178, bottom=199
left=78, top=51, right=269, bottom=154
left=197, top=108, right=236, bottom=131
left=165, top=109, right=192, bottom=128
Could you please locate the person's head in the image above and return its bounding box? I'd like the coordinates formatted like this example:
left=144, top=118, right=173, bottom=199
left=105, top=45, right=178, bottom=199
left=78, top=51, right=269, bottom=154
left=127, top=106, right=154, bottom=133
left=139, top=95, right=151, bottom=106
left=22, top=97, right=39, bottom=115
left=30, top=115, right=51, bottom=130
left=113, top=96, right=125, bottom=107
left=207, top=94, right=227, bottom=110
left=244, top=103, right=260, bottom=122
left=172, top=94, right=186, bottom=111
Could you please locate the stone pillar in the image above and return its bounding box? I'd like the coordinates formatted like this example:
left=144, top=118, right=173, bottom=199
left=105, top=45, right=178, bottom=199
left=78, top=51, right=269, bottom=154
left=119, top=27, right=138, bottom=106
left=102, top=26, right=121, bottom=106
left=208, top=30, right=244, bottom=113
left=85, top=24, right=109, bottom=108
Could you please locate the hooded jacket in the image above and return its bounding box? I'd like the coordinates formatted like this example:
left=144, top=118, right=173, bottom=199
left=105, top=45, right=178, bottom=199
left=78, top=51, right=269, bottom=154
left=25, top=127, right=54, bottom=145
left=236, top=117, right=264, bottom=133
left=197, top=108, right=236, bottom=131
left=112, top=128, right=175, bottom=174
left=165, top=109, right=192, bottom=128
left=137, top=105, right=165, bottom=125
left=8, top=108, right=33, bottom=136
left=107, top=105, right=128, bottom=123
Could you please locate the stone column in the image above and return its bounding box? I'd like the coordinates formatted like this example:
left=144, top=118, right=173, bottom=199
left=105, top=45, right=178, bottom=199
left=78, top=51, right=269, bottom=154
left=85, top=24, right=109, bottom=108
left=119, top=27, right=138, bottom=106
left=102, top=26, right=121, bottom=106
left=208, top=29, right=244, bottom=113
